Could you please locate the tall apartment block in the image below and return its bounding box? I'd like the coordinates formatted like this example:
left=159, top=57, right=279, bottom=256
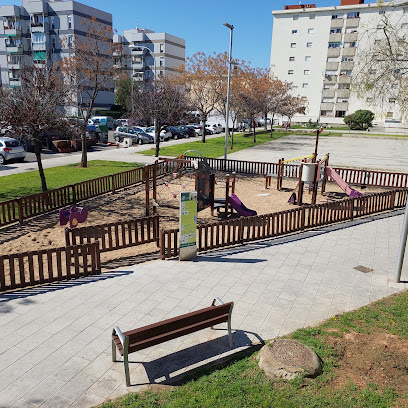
left=113, top=28, right=185, bottom=82
left=270, top=0, right=407, bottom=127
left=0, top=0, right=114, bottom=110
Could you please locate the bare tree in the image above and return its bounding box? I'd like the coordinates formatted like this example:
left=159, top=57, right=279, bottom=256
left=352, top=1, right=408, bottom=117
left=278, top=94, right=307, bottom=130
left=266, top=77, right=289, bottom=137
left=131, top=78, right=191, bottom=157
left=0, top=66, right=69, bottom=191
left=60, top=16, right=121, bottom=167
left=174, top=52, right=225, bottom=142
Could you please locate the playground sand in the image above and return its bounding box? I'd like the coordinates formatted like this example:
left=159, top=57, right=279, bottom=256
left=0, top=174, right=388, bottom=276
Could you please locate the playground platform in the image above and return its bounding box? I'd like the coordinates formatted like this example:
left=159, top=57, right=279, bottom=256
left=0, top=210, right=407, bottom=407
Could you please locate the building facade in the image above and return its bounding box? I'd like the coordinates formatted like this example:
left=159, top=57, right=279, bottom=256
left=113, top=28, right=185, bottom=82
left=270, top=0, right=407, bottom=127
left=0, top=0, right=114, bottom=109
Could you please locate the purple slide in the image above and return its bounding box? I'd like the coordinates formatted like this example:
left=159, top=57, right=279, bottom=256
left=326, top=166, right=363, bottom=198
left=229, top=194, right=257, bottom=217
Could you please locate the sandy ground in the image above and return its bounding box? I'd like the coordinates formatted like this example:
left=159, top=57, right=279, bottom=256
left=0, top=172, right=388, bottom=270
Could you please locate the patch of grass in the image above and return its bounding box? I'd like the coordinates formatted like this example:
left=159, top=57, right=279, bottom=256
left=101, top=290, right=408, bottom=408
left=0, top=160, right=142, bottom=201
left=140, top=131, right=290, bottom=158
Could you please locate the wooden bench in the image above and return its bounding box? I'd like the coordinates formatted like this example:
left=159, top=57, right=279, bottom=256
left=112, top=298, right=234, bottom=386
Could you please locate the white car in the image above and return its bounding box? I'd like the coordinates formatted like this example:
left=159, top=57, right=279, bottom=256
left=207, top=122, right=223, bottom=133
left=205, top=124, right=216, bottom=134
left=0, top=137, right=25, bottom=164
left=144, top=126, right=172, bottom=142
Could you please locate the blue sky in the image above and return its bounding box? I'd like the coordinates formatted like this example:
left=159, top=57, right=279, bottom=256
left=1, top=0, right=377, bottom=68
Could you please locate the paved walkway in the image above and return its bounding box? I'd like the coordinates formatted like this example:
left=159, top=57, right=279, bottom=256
left=1, top=210, right=407, bottom=407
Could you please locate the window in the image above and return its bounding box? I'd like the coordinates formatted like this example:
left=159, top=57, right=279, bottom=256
left=306, top=42, right=312, bottom=47
left=326, top=70, right=337, bottom=75
left=335, top=111, right=346, bottom=117
left=369, top=69, right=377, bottom=75
left=302, top=83, right=308, bottom=88
left=328, top=42, right=341, bottom=48
left=337, top=98, right=349, bottom=103
left=292, top=29, right=298, bottom=34
left=402, top=23, right=408, bottom=29
left=341, top=57, right=354, bottom=62
left=51, top=36, right=56, bottom=49
left=50, top=16, right=55, bottom=30
left=293, top=15, right=299, bottom=20
left=305, top=56, right=311, bottom=61
left=159, top=59, right=163, bottom=67
left=291, top=43, right=296, bottom=48
left=366, top=97, right=374, bottom=102
left=377, top=25, right=384, bottom=30
left=308, top=28, right=314, bottom=34
left=32, top=32, right=45, bottom=44
left=332, top=15, right=339, bottom=19
left=386, top=112, right=394, bottom=118
left=304, top=70, right=310, bottom=75
left=389, top=98, right=396, bottom=104
left=341, top=70, right=352, bottom=76
left=288, top=70, right=294, bottom=75
left=347, top=12, right=359, bottom=19
left=160, top=43, right=164, bottom=52
left=301, top=96, right=307, bottom=100
left=67, top=15, right=72, bottom=29
left=344, top=42, right=356, bottom=48
left=321, top=110, right=331, bottom=116
left=289, top=56, right=295, bottom=61
left=309, top=15, right=315, bottom=19
left=330, top=28, right=342, bottom=33
left=68, top=35, right=73, bottom=47
left=391, top=83, right=398, bottom=89
left=379, top=10, right=385, bottom=15
left=322, top=97, right=333, bottom=103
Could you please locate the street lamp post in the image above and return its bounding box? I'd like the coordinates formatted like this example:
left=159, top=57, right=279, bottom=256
left=223, top=22, right=234, bottom=163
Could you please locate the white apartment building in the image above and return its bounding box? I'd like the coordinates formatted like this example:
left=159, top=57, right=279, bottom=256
left=113, top=28, right=185, bottom=82
left=270, top=0, right=407, bottom=127
left=0, top=0, right=114, bottom=109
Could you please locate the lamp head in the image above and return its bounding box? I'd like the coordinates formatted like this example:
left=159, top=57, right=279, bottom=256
left=223, top=22, right=234, bottom=30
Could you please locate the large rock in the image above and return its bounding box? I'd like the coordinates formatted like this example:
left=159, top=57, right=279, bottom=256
left=258, top=339, right=322, bottom=380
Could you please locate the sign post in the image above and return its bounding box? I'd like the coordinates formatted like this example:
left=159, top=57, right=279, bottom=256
left=179, top=191, right=197, bottom=261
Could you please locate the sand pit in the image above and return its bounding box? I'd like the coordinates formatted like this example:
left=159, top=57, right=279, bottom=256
left=0, top=172, right=388, bottom=270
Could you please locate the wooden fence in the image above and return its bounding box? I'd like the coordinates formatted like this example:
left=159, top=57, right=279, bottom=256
left=0, top=241, right=101, bottom=292
left=65, top=216, right=159, bottom=252
left=160, top=189, right=406, bottom=259
left=0, top=162, right=172, bottom=228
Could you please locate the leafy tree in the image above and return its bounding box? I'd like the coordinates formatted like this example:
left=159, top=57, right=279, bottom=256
left=344, top=109, right=375, bottom=130
left=114, top=78, right=132, bottom=111
left=0, top=66, right=69, bottom=191
left=60, top=16, right=121, bottom=167
left=278, top=94, right=307, bottom=131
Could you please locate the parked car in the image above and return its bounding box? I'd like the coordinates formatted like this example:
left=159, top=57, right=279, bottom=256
left=177, top=125, right=196, bottom=138
left=0, top=137, right=25, bottom=165
left=166, top=126, right=187, bottom=140
left=113, top=126, right=154, bottom=144
left=187, top=124, right=212, bottom=136
left=207, top=122, right=223, bottom=133
left=144, top=126, right=172, bottom=142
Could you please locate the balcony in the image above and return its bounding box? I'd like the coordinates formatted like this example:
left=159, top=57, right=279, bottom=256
left=32, top=42, right=47, bottom=51
left=4, top=27, right=22, bottom=37
left=330, top=19, right=344, bottom=29
left=335, top=102, right=349, bottom=111
left=337, top=89, right=350, bottom=98
left=322, top=89, right=335, bottom=98
left=326, top=61, right=339, bottom=71
left=132, top=61, right=144, bottom=70
left=324, top=75, right=337, bottom=84
left=342, top=47, right=356, bottom=57
left=6, top=44, right=23, bottom=53
left=329, top=33, right=342, bottom=43
left=8, top=61, right=21, bottom=70
left=31, top=22, right=49, bottom=32
left=9, top=77, right=21, bottom=87
left=340, top=61, right=354, bottom=71
left=327, top=48, right=340, bottom=57
left=320, top=102, right=334, bottom=110
left=338, top=75, right=351, bottom=84
left=344, top=32, right=358, bottom=42
left=346, top=18, right=360, bottom=28
left=132, top=72, right=145, bottom=81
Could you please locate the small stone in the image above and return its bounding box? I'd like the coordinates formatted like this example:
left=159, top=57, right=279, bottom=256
left=258, top=339, right=322, bottom=380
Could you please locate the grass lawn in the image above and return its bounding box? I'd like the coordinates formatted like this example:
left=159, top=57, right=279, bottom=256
left=140, top=131, right=290, bottom=158
left=0, top=160, right=142, bottom=202
left=101, top=289, right=408, bottom=408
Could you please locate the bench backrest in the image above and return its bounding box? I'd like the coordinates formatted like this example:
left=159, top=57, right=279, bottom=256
left=124, top=302, right=233, bottom=353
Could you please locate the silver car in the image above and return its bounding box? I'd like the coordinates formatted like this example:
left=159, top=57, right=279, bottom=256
left=0, top=137, right=26, bottom=165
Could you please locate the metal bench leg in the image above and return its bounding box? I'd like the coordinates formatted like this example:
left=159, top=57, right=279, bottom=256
left=112, top=339, right=116, bottom=362
left=228, top=312, right=233, bottom=348
left=123, top=337, right=131, bottom=387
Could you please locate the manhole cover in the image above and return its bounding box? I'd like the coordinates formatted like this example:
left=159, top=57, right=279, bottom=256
left=354, top=265, right=373, bottom=273
left=258, top=339, right=321, bottom=380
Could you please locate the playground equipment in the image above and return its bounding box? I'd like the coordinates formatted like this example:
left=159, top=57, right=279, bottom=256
left=59, top=206, right=88, bottom=228
left=229, top=194, right=257, bottom=217
left=326, top=166, right=363, bottom=198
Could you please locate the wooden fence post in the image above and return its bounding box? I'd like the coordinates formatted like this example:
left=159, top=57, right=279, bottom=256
left=111, top=174, right=116, bottom=194
left=18, top=198, right=24, bottom=224
left=71, top=184, right=77, bottom=204
left=225, top=174, right=230, bottom=217
left=143, top=166, right=150, bottom=217
left=350, top=199, right=354, bottom=220
left=152, top=163, right=157, bottom=215
left=65, top=228, right=70, bottom=247
left=321, top=153, right=329, bottom=195
left=276, top=159, right=282, bottom=191
left=390, top=190, right=396, bottom=210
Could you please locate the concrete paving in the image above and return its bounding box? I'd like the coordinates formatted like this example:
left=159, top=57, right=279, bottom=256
left=1, top=210, right=407, bottom=407
left=227, top=134, right=408, bottom=172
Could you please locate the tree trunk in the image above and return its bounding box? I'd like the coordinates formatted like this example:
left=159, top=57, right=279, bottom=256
left=252, top=115, right=256, bottom=142
left=264, top=111, right=268, bottom=131
left=154, top=119, right=160, bottom=157
left=81, top=126, right=88, bottom=168
left=270, top=114, right=275, bottom=138
left=201, top=117, right=206, bottom=143
left=34, top=138, right=47, bottom=192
